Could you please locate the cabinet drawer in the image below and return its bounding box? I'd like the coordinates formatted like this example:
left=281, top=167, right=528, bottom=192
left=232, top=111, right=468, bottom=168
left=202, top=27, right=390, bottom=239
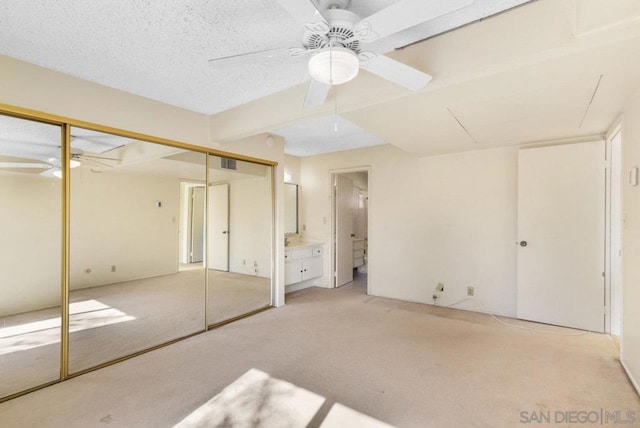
left=285, top=248, right=313, bottom=261
left=353, top=240, right=366, bottom=250
left=353, top=249, right=365, bottom=258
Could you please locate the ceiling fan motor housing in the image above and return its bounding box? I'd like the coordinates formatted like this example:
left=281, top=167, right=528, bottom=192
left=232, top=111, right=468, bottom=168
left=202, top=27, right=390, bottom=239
left=303, top=8, right=361, bottom=53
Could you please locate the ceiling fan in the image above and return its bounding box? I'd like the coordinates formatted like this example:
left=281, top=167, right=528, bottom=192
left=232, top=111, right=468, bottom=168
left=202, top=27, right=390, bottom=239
left=0, top=147, right=120, bottom=178
left=209, top=0, right=474, bottom=107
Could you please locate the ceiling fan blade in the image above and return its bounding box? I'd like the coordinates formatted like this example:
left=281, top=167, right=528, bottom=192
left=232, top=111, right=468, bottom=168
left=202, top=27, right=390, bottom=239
left=78, top=154, right=121, bottom=162
left=80, top=157, right=115, bottom=168
left=0, top=162, right=51, bottom=169
left=275, top=0, right=327, bottom=26
left=39, top=168, right=59, bottom=178
left=304, top=79, right=331, bottom=108
left=354, top=0, right=474, bottom=43
left=362, top=54, right=432, bottom=91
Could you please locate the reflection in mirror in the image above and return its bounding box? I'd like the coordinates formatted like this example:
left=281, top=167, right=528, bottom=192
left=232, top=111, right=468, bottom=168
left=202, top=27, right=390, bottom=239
left=208, top=155, right=272, bottom=325
left=68, top=127, right=206, bottom=373
left=0, top=114, right=62, bottom=398
left=284, top=183, right=298, bottom=235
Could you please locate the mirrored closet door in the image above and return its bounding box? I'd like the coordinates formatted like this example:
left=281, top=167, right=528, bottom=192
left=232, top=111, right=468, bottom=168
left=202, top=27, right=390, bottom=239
left=207, top=155, right=273, bottom=325
left=0, top=114, right=62, bottom=399
left=68, top=128, right=207, bottom=373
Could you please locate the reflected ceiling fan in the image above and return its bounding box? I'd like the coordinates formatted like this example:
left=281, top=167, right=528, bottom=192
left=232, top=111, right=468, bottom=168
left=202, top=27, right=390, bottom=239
left=209, top=0, right=474, bottom=107
left=0, top=147, right=120, bottom=178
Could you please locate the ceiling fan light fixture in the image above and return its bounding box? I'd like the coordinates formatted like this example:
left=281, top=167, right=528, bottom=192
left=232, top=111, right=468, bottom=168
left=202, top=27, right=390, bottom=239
left=52, top=169, right=63, bottom=179
left=308, top=47, right=359, bottom=86
left=70, top=159, right=81, bottom=168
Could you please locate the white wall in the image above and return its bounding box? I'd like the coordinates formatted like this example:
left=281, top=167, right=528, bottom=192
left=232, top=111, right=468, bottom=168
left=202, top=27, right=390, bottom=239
left=0, top=167, right=180, bottom=315
left=70, top=168, right=180, bottom=289
left=284, top=155, right=301, bottom=184
left=299, top=144, right=518, bottom=316
left=0, top=173, right=61, bottom=316
left=621, top=93, right=640, bottom=393
left=228, top=175, right=272, bottom=278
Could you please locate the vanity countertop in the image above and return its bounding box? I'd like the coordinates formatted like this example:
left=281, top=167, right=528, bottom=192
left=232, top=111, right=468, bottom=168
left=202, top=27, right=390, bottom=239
left=285, top=241, right=324, bottom=249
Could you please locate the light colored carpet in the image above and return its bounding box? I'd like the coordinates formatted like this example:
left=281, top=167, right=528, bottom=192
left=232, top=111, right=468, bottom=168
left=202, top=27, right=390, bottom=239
left=0, top=282, right=637, bottom=427
left=0, top=269, right=270, bottom=398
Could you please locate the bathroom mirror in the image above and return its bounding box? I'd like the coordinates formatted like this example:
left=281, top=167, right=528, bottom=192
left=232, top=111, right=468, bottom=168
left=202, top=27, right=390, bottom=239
left=284, top=183, right=298, bottom=235
left=68, top=127, right=207, bottom=374
left=0, top=114, right=62, bottom=399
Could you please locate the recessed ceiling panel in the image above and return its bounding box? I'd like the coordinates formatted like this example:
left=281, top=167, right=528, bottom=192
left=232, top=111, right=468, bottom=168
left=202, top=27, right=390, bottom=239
left=274, top=115, right=386, bottom=157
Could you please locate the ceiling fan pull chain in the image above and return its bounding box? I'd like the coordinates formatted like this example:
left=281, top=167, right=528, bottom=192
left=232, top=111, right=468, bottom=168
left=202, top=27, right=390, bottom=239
left=334, top=84, right=339, bottom=133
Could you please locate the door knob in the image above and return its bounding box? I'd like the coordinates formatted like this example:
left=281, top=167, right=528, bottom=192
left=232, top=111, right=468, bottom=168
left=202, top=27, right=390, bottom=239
left=519, top=241, right=527, bottom=247
left=222, top=231, right=228, bottom=234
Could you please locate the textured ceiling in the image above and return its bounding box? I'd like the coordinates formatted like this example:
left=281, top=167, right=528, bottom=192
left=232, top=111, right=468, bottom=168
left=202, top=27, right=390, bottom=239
left=4, top=1, right=638, bottom=160
left=0, top=0, right=529, bottom=116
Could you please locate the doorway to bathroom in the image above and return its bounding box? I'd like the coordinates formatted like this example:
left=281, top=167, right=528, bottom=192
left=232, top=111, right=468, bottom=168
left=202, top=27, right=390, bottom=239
left=179, top=181, right=206, bottom=271
left=331, top=168, right=370, bottom=294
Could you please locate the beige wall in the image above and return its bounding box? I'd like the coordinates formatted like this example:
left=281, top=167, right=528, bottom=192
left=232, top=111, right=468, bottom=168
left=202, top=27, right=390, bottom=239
left=70, top=169, right=180, bottom=290
left=0, top=173, right=61, bottom=316
left=284, top=155, right=301, bottom=184
left=622, top=93, right=640, bottom=392
left=0, top=56, right=209, bottom=146
left=228, top=176, right=273, bottom=278
left=299, top=144, right=518, bottom=316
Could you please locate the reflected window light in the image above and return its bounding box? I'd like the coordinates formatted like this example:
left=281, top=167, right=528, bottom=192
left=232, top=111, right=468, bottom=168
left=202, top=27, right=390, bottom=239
left=0, top=300, right=135, bottom=355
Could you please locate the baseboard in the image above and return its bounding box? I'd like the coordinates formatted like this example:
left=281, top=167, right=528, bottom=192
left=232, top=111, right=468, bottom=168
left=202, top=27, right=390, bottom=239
left=285, top=282, right=313, bottom=293
left=621, top=359, right=640, bottom=396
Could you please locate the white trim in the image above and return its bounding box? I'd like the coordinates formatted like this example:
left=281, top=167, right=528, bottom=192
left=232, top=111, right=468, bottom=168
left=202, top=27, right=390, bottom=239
left=605, top=121, right=624, bottom=336
left=605, top=116, right=623, bottom=141
left=621, top=359, right=640, bottom=396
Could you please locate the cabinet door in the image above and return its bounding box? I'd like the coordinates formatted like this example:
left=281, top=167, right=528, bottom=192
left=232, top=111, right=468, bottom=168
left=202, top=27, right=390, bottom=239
left=285, top=260, right=303, bottom=285
left=302, top=256, right=323, bottom=281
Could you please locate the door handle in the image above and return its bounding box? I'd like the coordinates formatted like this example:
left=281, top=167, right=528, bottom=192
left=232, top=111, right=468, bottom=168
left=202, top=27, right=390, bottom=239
left=519, top=241, right=527, bottom=247
left=222, top=231, right=228, bottom=234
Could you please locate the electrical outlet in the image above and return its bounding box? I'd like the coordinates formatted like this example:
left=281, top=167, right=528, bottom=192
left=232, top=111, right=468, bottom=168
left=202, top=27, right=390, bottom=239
left=85, top=268, right=91, bottom=274
left=243, top=259, right=246, bottom=265
left=111, top=265, right=116, bottom=272
left=467, top=286, right=475, bottom=297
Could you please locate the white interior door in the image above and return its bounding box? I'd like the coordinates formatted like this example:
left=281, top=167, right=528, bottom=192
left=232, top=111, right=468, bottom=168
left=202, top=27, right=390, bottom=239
left=335, top=175, right=354, bottom=287
left=189, top=186, right=205, bottom=263
left=517, top=141, right=605, bottom=332
left=208, top=183, right=229, bottom=271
